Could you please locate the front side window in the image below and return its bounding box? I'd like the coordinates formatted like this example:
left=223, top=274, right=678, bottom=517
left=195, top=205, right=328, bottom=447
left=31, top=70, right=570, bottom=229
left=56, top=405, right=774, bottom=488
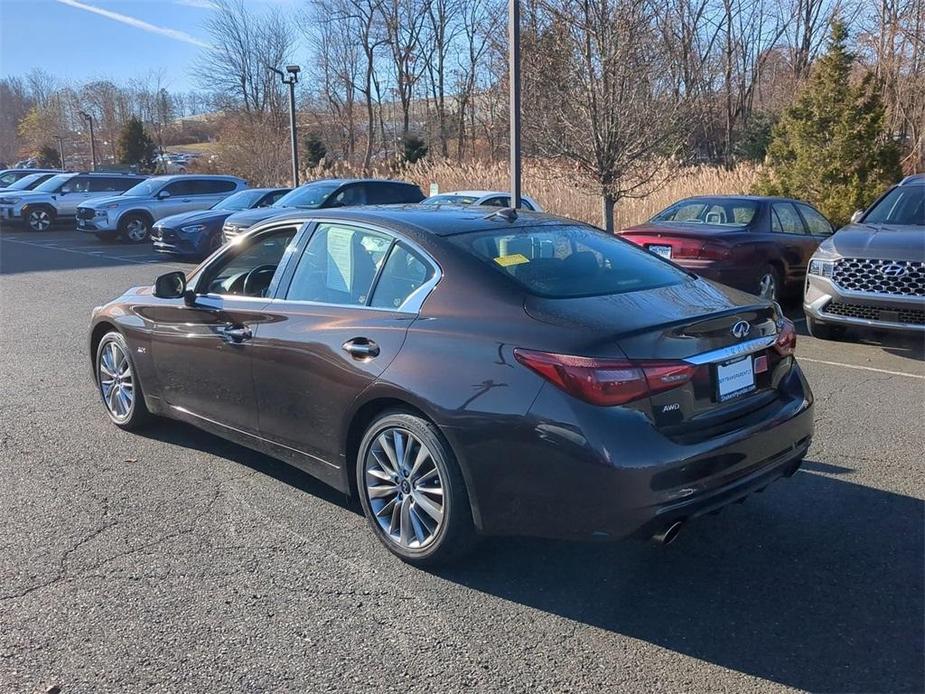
left=5, top=173, right=46, bottom=190
left=164, top=179, right=198, bottom=196
left=863, top=186, right=925, bottom=226
left=122, top=179, right=164, bottom=197
left=273, top=181, right=341, bottom=209
left=771, top=203, right=806, bottom=234
left=286, top=223, right=389, bottom=305
left=34, top=174, right=74, bottom=193
left=652, top=198, right=758, bottom=226
left=370, top=244, right=435, bottom=310
left=452, top=224, right=688, bottom=298
left=0, top=172, right=23, bottom=186
left=327, top=184, right=367, bottom=207
left=199, top=227, right=297, bottom=298
left=212, top=189, right=265, bottom=211
left=797, top=204, right=833, bottom=235
left=60, top=177, right=90, bottom=193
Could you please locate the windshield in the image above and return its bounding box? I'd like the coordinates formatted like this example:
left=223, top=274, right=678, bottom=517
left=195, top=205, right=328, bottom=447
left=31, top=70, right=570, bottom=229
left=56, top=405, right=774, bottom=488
left=423, top=194, right=480, bottom=206
left=451, top=224, right=688, bottom=298
left=652, top=198, right=758, bottom=226
left=863, top=186, right=925, bottom=226
left=273, top=181, right=341, bottom=208
left=122, top=179, right=164, bottom=197
left=5, top=173, right=45, bottom=191
left=211, top=189, right=266, bottom=211
left=34, top=174, right=74, bottom=193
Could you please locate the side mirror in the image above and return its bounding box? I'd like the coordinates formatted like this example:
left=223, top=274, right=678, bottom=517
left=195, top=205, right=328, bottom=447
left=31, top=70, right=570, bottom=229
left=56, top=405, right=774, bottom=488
left=157, top=189, right=171, bottom=200
left=154, top=271, right=187, bottom=299
left=850, top=209, right=864, bottom=224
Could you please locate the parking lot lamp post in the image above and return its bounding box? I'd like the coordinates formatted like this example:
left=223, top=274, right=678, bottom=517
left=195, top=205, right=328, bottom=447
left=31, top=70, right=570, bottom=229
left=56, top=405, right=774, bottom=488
left=78, top=111, right=97, bottom=171
left=270, top=65, right=301, bottom=186
left=509, top=0, right=522, bottom=209
left=54, top=135, right=66, bottom=170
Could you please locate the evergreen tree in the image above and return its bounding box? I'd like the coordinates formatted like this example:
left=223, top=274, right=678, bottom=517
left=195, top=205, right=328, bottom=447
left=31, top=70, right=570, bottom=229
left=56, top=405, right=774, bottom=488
left=117, top=116, right=157, bottom=171
left=756, top=21, right=901, bottom=226
left=303, top=132, right=327, bottom=169
left=400, top=135, right=428, bottom=164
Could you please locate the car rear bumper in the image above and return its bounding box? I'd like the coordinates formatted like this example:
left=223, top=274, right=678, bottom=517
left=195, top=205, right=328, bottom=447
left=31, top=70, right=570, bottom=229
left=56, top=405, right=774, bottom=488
left=804, top=275, right=925, bottom=332
left=450, top=361, right=813, bottom=541
left=670, top=259, right=756, bottom=293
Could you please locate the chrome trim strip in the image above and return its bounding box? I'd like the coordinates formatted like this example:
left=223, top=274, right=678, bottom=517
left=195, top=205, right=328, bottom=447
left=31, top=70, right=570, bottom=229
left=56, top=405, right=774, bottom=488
left=170, top=405, right=341, bottom=469
left=684, top=335, right=777, bottom=365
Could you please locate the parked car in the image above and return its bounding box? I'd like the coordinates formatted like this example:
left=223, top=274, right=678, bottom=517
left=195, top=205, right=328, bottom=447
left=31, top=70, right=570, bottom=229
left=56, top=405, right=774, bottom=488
left=618, top=196, right=834, bottom=301
left=222, top=178, right=425, bottom=242
left=0, top=168, right=64, bottom=189
left=76, top=174, right=248, bottom=243
left=422, top=190, right=543, bottom=211
left=0, top=171, right=63, bottom=194
left=152, top=187, right=290, bottom=258
left=804, top=175, right=924, bottom=338
left=89, top=205, right=811, bottom=567
left=0, top=172, right=147, bottom=232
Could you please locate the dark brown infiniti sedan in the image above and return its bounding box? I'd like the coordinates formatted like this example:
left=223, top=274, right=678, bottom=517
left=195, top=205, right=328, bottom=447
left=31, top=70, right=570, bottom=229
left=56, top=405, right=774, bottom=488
left=89, top=206, right=814, bottom=566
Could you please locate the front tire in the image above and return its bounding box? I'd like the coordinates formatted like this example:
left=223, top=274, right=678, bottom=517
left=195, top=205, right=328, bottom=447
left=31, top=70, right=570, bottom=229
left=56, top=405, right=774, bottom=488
left=95, top=331, right=152, bottom=430
left=24, top=205, right=55, bottom=232
left=806, top=315, right=847, bottom=341
left=119, top=213, right=151, bottom=243
left=356, top=412, right=477, bottom=567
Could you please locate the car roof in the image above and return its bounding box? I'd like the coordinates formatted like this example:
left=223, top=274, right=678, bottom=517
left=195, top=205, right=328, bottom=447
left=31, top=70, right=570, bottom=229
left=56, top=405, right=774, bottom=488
left=248, top=205, right=575, bottom=237
left=147, top=174, right=246, bottom=183
left=297, top=178, right=419, bottom=187
left=899, top=174, right=924, bottom=186
left=681, top=194, right=806, bottom=203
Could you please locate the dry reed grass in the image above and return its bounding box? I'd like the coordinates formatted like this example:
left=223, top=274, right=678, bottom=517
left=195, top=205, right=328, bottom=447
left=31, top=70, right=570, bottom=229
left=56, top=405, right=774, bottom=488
left=312, top=158, right=761, bottom=228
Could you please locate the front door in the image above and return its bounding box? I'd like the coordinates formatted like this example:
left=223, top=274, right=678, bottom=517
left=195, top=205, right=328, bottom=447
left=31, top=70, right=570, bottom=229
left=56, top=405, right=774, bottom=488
left=250, top=221, right=437, bottom=482
left=147, top=225, right=301, bottom=432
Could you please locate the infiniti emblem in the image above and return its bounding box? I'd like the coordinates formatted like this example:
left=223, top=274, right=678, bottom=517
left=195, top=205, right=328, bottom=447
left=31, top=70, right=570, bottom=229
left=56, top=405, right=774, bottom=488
left=881, top=263, right=907, bottom=277
left=731, top=320, right=751, bottom=339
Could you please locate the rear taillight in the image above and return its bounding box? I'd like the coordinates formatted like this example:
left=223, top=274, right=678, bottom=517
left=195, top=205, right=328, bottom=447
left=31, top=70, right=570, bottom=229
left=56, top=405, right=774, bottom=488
left=774, top=318, right=797, bottom=356
left=513, top=349, right=695, bottom=407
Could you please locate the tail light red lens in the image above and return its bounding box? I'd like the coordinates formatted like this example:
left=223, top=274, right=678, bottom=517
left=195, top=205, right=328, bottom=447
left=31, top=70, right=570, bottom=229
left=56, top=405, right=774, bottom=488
left=513, top=349, right=695, bottom=407
left=774, top=318, right=797, bottom=356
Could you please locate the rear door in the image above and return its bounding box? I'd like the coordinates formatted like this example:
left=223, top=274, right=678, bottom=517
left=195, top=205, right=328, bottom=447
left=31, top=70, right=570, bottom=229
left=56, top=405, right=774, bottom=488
left=250, top=221, right=436, bottom=483
left=769, top=201, right=816, bottom=285
left=197, top=178, right=239, bottom=209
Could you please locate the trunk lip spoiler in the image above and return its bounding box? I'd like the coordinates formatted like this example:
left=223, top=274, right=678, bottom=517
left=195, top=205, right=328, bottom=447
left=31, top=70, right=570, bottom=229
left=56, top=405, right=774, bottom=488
left=684, top=335, right=777, bottom=365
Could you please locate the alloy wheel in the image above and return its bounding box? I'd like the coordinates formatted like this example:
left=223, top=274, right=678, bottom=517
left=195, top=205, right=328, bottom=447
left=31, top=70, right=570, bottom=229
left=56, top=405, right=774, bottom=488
left=125, top=218, right=149, bottom=242
left=28, top=209, right=51, bottom=231
left=98, top=340, right=134, bottom=422
left=364, top=427, right=445, bottom=549
left=758, top=272, right=777, bottom=301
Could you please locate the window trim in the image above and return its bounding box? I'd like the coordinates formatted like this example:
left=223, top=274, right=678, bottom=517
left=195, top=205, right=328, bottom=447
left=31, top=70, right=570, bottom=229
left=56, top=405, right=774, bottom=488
left=270, top=218, right=442, bottom=314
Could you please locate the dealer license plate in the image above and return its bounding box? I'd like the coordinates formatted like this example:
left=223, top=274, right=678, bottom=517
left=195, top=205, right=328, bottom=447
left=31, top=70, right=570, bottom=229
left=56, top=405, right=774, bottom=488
left=648, top=244, right=672, bottom=259
left=716, top=356, right=756, bottom=402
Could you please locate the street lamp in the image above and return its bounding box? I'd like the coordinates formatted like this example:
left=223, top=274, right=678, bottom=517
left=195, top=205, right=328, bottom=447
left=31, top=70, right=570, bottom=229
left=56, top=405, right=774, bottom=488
left=508, top=0, right=522, bottom=209
left=269, top=64, right=301, bottom=186
left=78, top=110, right=97, bottom=171
left=53, top=135, right=66, bottom=170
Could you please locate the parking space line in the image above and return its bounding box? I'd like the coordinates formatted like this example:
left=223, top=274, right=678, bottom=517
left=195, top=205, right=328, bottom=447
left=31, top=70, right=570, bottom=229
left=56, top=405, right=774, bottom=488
left=799, top=357, right=924, bottom=380
left=1, top=237, right=180, bottom=267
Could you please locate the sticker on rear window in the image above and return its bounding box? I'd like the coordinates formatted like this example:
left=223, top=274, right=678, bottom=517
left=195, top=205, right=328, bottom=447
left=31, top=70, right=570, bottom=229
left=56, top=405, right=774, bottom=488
left=494, top=253, right=529, bottom=267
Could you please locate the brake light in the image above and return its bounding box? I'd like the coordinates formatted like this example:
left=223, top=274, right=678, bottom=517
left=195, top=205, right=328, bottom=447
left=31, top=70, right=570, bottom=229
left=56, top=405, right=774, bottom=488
left=774, top=318, right=797, bottom=356
left=513, top=349, right=695, bottom=406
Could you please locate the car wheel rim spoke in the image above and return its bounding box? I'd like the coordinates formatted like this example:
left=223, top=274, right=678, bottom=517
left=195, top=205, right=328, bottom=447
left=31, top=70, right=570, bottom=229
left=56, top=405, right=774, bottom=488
left=98, top=341, right=133, bottom=420
left=365, top=427, right=445, bottom=549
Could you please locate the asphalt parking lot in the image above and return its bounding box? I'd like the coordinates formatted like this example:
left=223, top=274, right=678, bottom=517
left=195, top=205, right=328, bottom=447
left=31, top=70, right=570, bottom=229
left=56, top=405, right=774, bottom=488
left=1, top=226, right=923, bottom=693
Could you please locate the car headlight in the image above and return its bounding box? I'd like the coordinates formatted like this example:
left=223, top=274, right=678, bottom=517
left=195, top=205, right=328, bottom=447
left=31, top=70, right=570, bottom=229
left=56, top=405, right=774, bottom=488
left=0, top=197, right=21, bottom=205
left=180, top=224, right=206, bottom=234
left=103, top=202, right=121, bottom=210
left=808, top=259, right=834, bottom=278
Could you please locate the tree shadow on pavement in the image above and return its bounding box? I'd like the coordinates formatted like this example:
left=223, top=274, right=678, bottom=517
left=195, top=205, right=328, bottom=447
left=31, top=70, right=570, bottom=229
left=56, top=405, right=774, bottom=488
left=436, top=465, right=924, bottom=693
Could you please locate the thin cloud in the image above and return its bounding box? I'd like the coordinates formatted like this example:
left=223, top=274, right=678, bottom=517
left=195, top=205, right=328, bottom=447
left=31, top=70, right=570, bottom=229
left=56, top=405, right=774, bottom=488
left=55, top=0, right=211, bottom=48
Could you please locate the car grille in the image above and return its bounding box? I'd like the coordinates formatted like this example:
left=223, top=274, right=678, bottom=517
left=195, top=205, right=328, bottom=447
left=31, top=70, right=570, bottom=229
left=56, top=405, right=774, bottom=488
left=822, top=301, right=925, bottom=326
left=832, top=258, right=925, bottom=296
left=76, top=207, right=95, bottom=221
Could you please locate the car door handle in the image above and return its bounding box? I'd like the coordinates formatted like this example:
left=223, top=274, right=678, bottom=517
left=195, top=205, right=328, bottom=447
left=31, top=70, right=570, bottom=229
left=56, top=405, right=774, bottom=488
left=220, top=324, right=252, bottom=343
left=342, top=338, right=380, bottom=359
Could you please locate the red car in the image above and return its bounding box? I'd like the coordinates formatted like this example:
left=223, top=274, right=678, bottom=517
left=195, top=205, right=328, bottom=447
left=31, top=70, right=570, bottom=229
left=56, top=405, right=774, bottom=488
left=619, top=196, right=835, bottom=300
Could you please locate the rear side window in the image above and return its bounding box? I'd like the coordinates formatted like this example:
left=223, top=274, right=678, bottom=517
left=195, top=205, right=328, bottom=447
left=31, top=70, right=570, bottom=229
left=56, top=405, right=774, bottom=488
left=195, top=179, right=238, bottom=194
left=366, top=183, right=423, bottom=205
left=771, top=203, right=806, bottom=234
left=451, top=224, right=688, bottom=298
left=797, top=204, right=833, bottom=235
left=90, top=177, right=133, bottom=192
left=370, top=243, right=435, bottom=310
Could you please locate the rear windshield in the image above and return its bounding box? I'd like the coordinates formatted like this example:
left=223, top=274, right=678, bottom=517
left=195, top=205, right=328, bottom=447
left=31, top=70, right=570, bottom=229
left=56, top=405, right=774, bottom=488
left=652, top=198, right=758, bottom=226
left=451, top=224, right=689, bottom=298
left=423, top=194, right=480, bottom=206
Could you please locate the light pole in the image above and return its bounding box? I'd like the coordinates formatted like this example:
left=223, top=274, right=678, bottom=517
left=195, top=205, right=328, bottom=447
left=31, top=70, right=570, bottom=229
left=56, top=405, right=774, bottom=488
left=508, top=0, right=522, bottom=209
left=270, top=64, right=301, bottom=186
left=78, top=111, right=97, bottom=171
left=53, top=135, right=66, bottom=170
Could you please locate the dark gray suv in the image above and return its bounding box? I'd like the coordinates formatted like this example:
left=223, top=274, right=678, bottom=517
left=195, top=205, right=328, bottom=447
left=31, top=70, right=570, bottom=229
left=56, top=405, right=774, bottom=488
left=804, top=175, right=924, bottom=338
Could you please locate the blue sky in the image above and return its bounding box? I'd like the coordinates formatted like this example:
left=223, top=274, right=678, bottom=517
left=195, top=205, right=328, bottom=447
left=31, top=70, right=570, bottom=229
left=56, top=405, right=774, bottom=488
left=0, top=0, right=290, bottom=92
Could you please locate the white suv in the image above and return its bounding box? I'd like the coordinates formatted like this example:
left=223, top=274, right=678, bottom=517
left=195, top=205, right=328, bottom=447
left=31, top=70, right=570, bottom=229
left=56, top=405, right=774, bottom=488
left=0, top=172, right=146, bottom=232
left=76, top=174, right=248, bottom=242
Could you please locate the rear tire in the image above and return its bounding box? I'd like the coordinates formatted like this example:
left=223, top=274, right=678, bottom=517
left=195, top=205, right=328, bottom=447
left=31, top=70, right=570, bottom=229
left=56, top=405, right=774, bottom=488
left=24, top=205, right=55, bottom=232
left=756, top=265, right=782, bottom=301
left=356, top=411, right=478, bottom=567
left=119, top=213, right=151, bottom=243
left=806, top=315, right=846, bottom=341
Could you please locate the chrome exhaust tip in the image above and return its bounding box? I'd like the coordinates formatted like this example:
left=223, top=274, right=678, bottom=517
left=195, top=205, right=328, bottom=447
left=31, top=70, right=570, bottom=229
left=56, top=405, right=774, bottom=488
left=651, top=520, right=684, bottom=546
